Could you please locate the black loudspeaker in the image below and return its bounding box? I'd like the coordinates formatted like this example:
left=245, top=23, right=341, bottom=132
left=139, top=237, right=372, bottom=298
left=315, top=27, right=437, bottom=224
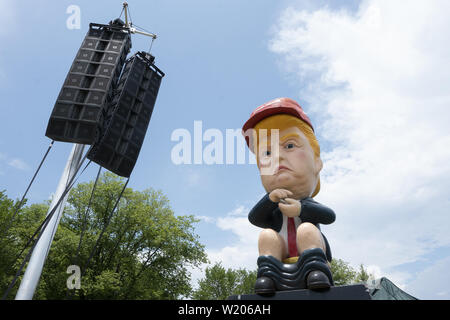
left=87, top=51, right=164, bottom=177
left=46, top=19, right=132, bottom=144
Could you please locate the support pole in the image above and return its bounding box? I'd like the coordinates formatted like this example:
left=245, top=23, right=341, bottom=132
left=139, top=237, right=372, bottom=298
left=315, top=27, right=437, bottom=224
left=122, top=2, right=157, bottom=39
left=130, top=28, right=157, bottom=39
left=15, top=144, right=85, bottom=300
left=123, top=2, right=130, bottom=28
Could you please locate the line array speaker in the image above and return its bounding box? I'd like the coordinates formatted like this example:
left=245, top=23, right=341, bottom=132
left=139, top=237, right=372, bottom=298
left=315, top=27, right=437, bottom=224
left=46, top=19, right=132, bottom=144
left=87, top=51, right=164, bottom=177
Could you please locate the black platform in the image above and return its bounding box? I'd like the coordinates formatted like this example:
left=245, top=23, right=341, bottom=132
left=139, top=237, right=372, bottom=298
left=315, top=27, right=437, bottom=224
left=228, top=284, right=371, bottom=300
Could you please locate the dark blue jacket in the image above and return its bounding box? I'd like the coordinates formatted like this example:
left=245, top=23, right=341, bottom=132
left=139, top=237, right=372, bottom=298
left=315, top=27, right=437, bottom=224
left=248, top=194, right=336, bottom=261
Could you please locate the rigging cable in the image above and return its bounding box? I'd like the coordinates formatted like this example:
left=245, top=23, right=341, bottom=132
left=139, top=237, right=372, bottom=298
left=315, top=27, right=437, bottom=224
left=127, top=4, right=133, bottom=26
left=82, top=177, right=130, bottom=277
left=13, top=156, right=91, bottom=265
left=75, top=165, right=102, bottom=266
left=148, top=37, right=155, bottom=54
left=66, top=165, right=102, bottom=299
left=132, top=23, right=154, bottom=35
left=130, top=23, right=157, bottom=53
left=118, top=6, right=125, bottom=20
left=1, top=140, right=54, bottom=240
left=1, top=150, right=92, bottom=300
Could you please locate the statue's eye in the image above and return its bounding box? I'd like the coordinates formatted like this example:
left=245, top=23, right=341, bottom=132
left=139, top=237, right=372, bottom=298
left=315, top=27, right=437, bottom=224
left=285, top=143, right=295, bottom=149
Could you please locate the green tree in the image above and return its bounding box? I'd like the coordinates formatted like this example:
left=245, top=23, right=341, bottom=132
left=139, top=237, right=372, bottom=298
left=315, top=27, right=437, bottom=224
left=191, top=263, right=257, bottom=300
left=0, top=172, right=208, bottom=299
left=331, top=258, right=373, bottom=286
left=0, top=190, right=48, bottom=299
left=192, top=258, right=373, bottom=300
left=354, top=263, right=371, bottom=283
left=330, top=258, right=357, bottom=286
left=0, top=190, right=18, bottom=294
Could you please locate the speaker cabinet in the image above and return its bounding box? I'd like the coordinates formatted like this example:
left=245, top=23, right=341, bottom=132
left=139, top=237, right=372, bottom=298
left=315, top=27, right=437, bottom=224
left=46, top=20, right=132, bottom=144
left=88, top=52, right=164, bottom=177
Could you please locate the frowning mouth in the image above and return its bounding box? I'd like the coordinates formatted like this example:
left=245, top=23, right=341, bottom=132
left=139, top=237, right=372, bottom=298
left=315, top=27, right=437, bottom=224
left=276, top=165, right=291, bottom=173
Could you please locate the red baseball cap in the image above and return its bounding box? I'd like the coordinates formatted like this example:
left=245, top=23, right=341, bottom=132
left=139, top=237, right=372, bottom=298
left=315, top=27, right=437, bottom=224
left=242, top=98, right=314, bottom=147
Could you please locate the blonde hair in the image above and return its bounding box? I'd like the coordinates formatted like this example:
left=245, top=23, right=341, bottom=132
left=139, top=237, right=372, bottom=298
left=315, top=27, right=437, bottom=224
left=252, top=114, right=321, bottom=197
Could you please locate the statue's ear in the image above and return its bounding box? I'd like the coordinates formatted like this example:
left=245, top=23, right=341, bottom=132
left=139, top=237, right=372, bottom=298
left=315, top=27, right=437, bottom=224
left=315, top=156, right=323, bottom=175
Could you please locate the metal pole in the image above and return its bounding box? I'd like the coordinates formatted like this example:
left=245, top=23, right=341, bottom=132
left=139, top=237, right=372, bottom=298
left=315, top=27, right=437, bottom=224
left=123, top=2, right=129, bottom=28
left=15, top=143, right=85, bottom=300
left=130, top=28, right=157, bottom=39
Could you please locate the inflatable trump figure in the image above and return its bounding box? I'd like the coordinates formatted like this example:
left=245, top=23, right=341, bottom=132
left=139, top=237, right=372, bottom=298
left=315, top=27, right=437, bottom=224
left=242, top=98, right=336, bottom=295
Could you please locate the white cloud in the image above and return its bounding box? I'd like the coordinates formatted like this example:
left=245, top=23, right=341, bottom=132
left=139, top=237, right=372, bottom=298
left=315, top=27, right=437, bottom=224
left=8, top=158, right=29, bottom=171
left=188, top=204, right=261, bottom=290
left=205, top=204, right=260, bottom=271
left=195, top=215, right=215, bottom=223
left=405, top=256, right=450, bottom=300
left=270, top=0, right=450, bottom=299
left=0, top=152, right=30, bottom=172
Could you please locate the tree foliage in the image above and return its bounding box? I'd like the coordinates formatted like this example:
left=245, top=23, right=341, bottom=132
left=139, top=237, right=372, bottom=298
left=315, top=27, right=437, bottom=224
left=0, top=173, right=208, bottom=299
left=192, top=259, right=374, bottom=300
left=191, top=263, right=257, bottom=300
left=1, top=176, right=374, bottom=300
left=330, top=258, right=373, bottom=286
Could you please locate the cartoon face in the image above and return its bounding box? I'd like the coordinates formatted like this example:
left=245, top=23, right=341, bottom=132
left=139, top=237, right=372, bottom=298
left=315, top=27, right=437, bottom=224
left=257, top=126, right=322, bottom=200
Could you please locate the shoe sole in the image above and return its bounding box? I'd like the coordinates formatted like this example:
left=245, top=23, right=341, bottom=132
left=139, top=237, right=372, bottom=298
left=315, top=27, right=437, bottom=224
left=307, top=282, right=331, bottom=291
left=255, top=289, right=276, bottom=296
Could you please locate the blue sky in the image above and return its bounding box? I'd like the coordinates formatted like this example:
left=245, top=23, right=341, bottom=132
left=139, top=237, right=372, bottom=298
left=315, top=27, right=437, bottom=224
left=1, top=0, right=450, bottom=300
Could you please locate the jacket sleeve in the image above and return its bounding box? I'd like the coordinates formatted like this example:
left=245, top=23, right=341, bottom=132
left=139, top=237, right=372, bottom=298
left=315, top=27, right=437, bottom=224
left=300, top=198, right=336, bottom=225
left=248, top=194, right=283, bottom=232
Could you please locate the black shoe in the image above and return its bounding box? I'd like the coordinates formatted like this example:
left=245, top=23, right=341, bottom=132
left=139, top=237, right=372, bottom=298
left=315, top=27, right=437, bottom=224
left=306, top=270, right=331, bottom=290
left=254, top=276, right=276, bottom=295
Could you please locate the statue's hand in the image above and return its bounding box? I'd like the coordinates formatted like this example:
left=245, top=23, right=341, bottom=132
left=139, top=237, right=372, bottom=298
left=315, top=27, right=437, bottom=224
left=269, top=189, right=293, bottom=203
left=278, top=198, right=301, bottom=218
